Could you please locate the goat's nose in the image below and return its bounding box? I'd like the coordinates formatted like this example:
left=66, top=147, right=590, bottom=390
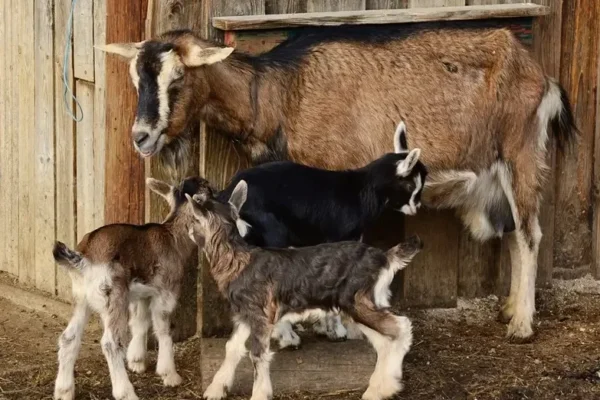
left=134, top=132, right=149, bottom=146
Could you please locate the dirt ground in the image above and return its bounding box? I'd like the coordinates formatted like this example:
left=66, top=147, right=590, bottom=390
left=1, top=276, right=599, bottom=400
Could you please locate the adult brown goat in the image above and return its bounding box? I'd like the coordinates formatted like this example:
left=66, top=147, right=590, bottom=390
left=100, top=26, right=577, bottom=342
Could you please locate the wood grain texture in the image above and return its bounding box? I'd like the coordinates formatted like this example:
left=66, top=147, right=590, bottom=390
left=532, top=0, right=561, bottom=286
left=76, top=80, right=97, bottom=241
left=594, top=38, right=600, bottom=278
left=34, top=0, right=57, bottom=293
left=145, top=0, right=204, bottom=342
left=554, top=0, right=599, bottom=277
left=17, top=0, right=36, bottom=286
left=104, top=0, right=146, bottom=226
left=73, top=0, right=94, bottom=81
left=55, top=0, right=77, bottom=299
left=409, top=0, right=464, bottom=7
left=212, top=3, right=548, bottom=30
left=307, top=0, right=366, bottom=12
left=366, top=0, right=408, bottom=9
left=266, top=0, right=308, bottom=14
left=93, top=0, right=106, bottom=230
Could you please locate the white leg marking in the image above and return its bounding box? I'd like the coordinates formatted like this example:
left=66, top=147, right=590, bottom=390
left=150, top=294, right=181, bottom=386
left=54, top=302, right=90, bottom=400
left=345, top=320, right=364, bottom=340
left=327, top=312, right=347, bottom=340
left=204, top=322, right=251, bottom=400
left=501, top=231, right=522, bottom=321
left=358, top=324, right=397, bottom=400
left=272, top=320, right=301, bottom=349
left=250, top=351, right=274, bottom=400
left=100, top=313, right=138, bottom=400
left=127, top=299, right=150, bottom=373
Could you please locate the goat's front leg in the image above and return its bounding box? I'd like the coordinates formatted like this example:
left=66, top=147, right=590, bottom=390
left=204, top=320, right=252, bottom=400
left=127, top=299, right=150, bottom=373
left=150, top=293, right=182, bottom=386
left=249, top=322, right=274, bottom=400
left=54, top=302, right=90, bottom=400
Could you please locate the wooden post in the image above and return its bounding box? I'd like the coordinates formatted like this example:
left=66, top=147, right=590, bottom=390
left=104, top=0, right=147, bottom=226
left=144, top=0, right=204, bottom=342
left=553, top=0, right=600, bottom=279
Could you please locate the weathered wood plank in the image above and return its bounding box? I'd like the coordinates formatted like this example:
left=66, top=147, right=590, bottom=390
left=17, top=0, right=36, bottom=286
left=200, top=0, right=264, bottom=338
left=93, top=0, right=106, bottom=230
left=409, top=0, right=464, bottom=7
left=34, top=0, right=57, bottom=294
left=8, top=0, right=19, bottom=279
left=212, top=3, right=548, bottom=31
left=73, top=0, right=94, bottom=81
left=553, top=0, right=599, bottom=278
left=76, top=80, right=97, bottom=241
left=531, top=0, right=561, bottom=286
left=594, top=42, right=600, bottom=278
left=366, top=0, right=408, bottom=9
left=307, top=0, right=366, bottom=13
left=55, top=0, right=77, bottom=299
left=266, top=0, right=308, bottom=14
left=104, top=0, right=147, bottom=226
left=467, top=0, right=525, bottom=4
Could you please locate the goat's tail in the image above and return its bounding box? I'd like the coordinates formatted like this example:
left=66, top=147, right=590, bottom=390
left=386, top=235, right=423, bottom=269
left=543, top=78, right=578, bottom=153
left=52, top=241, right=83, bottom=269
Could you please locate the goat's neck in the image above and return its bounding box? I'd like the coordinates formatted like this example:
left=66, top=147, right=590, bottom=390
left=199, top=59, right=287, bottom=143
left=203, top=223, right=251, bottom=294
left=163, top=214, right=197, bottom=257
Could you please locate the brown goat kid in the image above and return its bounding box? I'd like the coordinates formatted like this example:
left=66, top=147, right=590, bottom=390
left=186, top=181, right=422, bottom=400
left=52, top=177, right=207, bottom=400
left=101, top=27, right=577, bottom=341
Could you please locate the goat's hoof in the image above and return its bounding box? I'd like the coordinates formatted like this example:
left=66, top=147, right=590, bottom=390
left=114, top=388, right=139, bottom=400
left=249, top=393, right=272, bottom=400
left=127, top=359, right=146, bottom=374
left=203, top=383, right=227, bottom=400
left=54, top=386, right=75, bottom=400
left=506, top=321, right=535, bottom=343
left=327, top=335, right=347, bottom=343
left=362, top=379, right=402, bottom=400
left=278, top=332, right=301, bottom=350
left=162, top=372, right=183, bottom=387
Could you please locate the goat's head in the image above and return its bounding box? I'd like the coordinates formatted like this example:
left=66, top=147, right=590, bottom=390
left=98, top=30, right=234, bottom=159
left=147, top=176, right=214, bottom=233
left=373, top=121, right=428, bottom=216
left=186, top=180, right=247, bottom=245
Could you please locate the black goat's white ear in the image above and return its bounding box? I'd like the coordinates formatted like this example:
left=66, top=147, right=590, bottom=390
left=147, top=178, right=172, bottom=199
left=228, top=180, right=248, bottom=214
left=396, top=148, right=421, bottom=177
left=95, top=42, right=144, bottom=60
left=181, top=45, right=234, bottom=67
left=394, top=121, right=408, bottom=153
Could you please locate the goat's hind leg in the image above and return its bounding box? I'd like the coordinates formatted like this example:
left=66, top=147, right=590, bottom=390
left=271, top=319, right=301, bottom=350
left=54, top=301, right=90, bottom=400
left=127, top=299, right=150, bottom=373
left=150, top=293, right=182, bottom=386
left=248, top=321, right=274, bottom=400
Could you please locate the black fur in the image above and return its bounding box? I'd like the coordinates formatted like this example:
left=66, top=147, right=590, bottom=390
left=216, top=152, right=427, bottom=248
left=551, top=83, right=578, bottom=153
left=53, top=241, right=83, bottom=268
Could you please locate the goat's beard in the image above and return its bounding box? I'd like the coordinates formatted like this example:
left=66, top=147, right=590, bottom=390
left=156, top=134, right=193, bottom=182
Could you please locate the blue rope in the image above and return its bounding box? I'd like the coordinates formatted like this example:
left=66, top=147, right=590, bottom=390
left=62, top=0, right=83, bottom=122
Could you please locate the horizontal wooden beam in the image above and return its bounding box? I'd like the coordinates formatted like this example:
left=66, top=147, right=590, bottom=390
left=213, top=3, right=549, bottom=31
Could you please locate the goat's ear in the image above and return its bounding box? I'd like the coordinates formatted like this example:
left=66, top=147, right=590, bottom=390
left=95, top=42, right=143, bottom=60
left=181, top=45, right=234, bottom=67
left=396, top=148, right=421, bottom=177
left=228, top=180, right=248, bottom=214
left=394, top=121, right=408, bottom=153
left=147, top=178, right=172, bottom=199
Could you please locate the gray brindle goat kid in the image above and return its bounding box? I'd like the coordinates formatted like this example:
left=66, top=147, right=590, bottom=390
left=186, top=182, right=423, bottom=400
left=52, top=178, right=204, bottom=400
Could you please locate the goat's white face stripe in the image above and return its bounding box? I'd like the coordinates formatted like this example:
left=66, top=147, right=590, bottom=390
left=400, top=174, right=422, bottom=216
left=156, top=51, right=181, bottom=134
left=129, top=53, right=140, bottom=89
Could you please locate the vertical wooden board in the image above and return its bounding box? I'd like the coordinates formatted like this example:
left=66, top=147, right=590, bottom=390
left=366, top=0, right=408, bottom=9
left=0, top=0, right=8, bottom=274
left=554, top=0, right=599, bottom=277
left=73, top=0, right=94, bottom=81
left=76, top=80, right=96, bottom=241
left=55, top=0, right=77, bottom=299
left=104, top=0, right=147, bottom=226
left=594, top=38, right=600, bottom=278
left=307, top=0, right=366, bottom=12
left=408, top=0, right=464, bottom=7
left=467, top=1, right=525, bottom=4
left=266, top=0, right=308, bottom=14
left=532, top=0, right=561, bottom=286
left=93, top=0, right=106, bottom=229
left=34, top=0, right=57, bottom=294
left=403, top=211, right=460, bottom=307
left=17, top=0, right=36, bottom=286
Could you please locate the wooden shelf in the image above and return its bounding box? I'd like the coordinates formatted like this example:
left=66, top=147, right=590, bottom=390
left=213, top=3, right=549, bottom=31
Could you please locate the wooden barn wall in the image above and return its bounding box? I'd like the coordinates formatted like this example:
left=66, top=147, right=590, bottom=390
left=0, top=0, right=106, bottom=300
